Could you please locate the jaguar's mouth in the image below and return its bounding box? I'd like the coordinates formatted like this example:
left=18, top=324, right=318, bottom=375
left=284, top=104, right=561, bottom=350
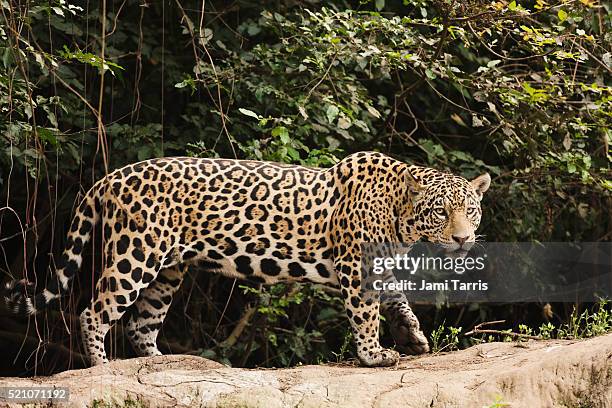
left=438, top=241, right=474, bottom=257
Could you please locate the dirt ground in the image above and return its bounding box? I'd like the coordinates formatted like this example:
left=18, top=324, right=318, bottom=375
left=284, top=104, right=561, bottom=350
left=0, top=333, right=611, bottom=408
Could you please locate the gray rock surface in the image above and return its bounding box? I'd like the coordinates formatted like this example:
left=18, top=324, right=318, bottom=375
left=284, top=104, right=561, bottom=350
left=1, top=334, right=611, bottom=407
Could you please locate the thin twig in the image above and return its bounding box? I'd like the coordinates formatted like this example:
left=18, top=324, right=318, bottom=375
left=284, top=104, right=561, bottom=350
left=465, top=320, right=543, bottom=340
left=304, top=52, right=339, bottom=102
left=96, top=0, right=109, bottom=173
left=219, top=305, right=256, bottom=348
left=465, top=319, right=506, bottom=334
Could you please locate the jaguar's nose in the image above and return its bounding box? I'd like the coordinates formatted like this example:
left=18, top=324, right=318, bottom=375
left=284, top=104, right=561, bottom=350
left=452, top=235, right=468, bottom=246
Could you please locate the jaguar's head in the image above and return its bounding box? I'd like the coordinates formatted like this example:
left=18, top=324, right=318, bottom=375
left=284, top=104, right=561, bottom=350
left=399, top=168, right=491, bottom=251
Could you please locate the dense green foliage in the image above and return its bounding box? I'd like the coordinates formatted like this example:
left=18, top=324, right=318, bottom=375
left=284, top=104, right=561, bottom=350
left=0, top=0, right=609, bottom=375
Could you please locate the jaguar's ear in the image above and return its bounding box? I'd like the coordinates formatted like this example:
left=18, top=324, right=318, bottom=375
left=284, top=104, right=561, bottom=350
left=470, top=173, right=491, bottom=198
left=404, top=168, right=424, bottom=197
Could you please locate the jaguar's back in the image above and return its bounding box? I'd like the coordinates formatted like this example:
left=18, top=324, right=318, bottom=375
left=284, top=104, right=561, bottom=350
left=101, top=156, right=340, bottom=285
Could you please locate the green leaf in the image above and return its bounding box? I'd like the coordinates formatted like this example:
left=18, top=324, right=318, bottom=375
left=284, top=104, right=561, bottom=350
left=52, top=6, right=64, bottom=16
left=366, top=105, right=381, bottom=119
left=271, top=126, right=290, bottom=144
left=174, top=78, right=196, bottom=95
left=59, top=46, right=124, bottom=76
left=337, top=116, right=351, bottom=130
left=247, top=23, right=261, bottom=36
left=449, top=150, right=470, bottom=162
left=508, top=1, right=517, bottom=11
left=375, top=0, right=385, bottom=11
left=2, top=47, right=11, bottom=68
left=287, top=147, right=300, bottom=161
left=37, top=128, right=58, bottom=147
left=239, top=108, right=260, bottom=120
left=24, top=104, right=32, bottom=119
left=326, top=105, right=340, bottom=123
left=558, top=9, right=568, bottom=22
left=582, top=155, right=592, bottom=168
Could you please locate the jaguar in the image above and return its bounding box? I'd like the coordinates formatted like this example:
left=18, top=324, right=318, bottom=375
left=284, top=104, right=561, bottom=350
left=5, top=151, right=490, bottom=367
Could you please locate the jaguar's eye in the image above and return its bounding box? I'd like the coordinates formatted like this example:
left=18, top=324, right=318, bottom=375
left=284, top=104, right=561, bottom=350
left=433, top=207, right=446, bottom=218
left=467, top=206, right=477, bottom=216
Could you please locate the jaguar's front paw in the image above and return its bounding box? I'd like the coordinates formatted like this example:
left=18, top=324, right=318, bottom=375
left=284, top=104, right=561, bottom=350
left=358, top=347, right=400, bottom=367
left=391, top=322, right=430, bottom=355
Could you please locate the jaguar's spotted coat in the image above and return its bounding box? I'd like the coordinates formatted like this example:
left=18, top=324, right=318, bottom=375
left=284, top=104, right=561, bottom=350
left=5, top=151, right=490, bottom=367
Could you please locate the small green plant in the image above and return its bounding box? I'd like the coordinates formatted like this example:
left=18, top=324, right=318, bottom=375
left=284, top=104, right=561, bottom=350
left=430, top=323, right=444, bottom=352
left=501, top=329, right=514, bottom=342
left=237, top=109, right=340, bottom=167
left=229, top=283, right=344, bottom=367
left=240, top=283, right=307, bottom=321
left=557, top=300, right=612, bottom=340
left=89, top=396, right=148, bottom=408
left=583, top=299, right=612, bottom=337
left=516, top=324, right=533, bottom=343
left=517, top=324, right=532, bottom=336
left=430, top=322, right=462, bottom=353
left=564, top=307, right=587, bottom=339
left=537, top=322, right=555, bottom=340
left=332, top=330, right=354, bottom=363
left=474, top=300, right=611, bottom=345
left=483, top=395, right=509, bottom=408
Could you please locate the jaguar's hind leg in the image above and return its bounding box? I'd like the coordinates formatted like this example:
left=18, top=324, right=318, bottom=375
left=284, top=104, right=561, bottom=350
left=80, top=232, right=160, bottom=365
left=80, top=263, right=158, bottom=365
left=126, top=264, right=187, bottom=356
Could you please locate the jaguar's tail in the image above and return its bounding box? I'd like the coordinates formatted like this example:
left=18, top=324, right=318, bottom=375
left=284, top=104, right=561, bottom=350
left=4, top=182, right=103, bottom=316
